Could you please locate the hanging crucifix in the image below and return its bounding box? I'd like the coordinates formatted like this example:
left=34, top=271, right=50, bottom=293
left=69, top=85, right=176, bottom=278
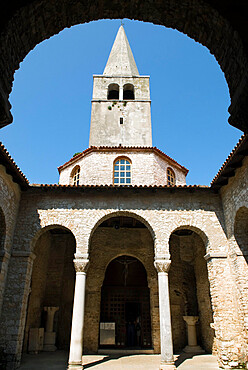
left=117, top=256, right=136, bottom=286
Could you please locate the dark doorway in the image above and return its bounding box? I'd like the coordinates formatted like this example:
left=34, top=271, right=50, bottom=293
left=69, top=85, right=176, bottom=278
left=100, top=255, right=152, bottom=349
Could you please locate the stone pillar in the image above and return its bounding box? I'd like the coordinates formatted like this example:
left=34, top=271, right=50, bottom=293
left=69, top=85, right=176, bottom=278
left=204, top=252, right=244, bottom=368
left=154, top=259, right=175, bottom=370
left=43, top=306, right=59, bottom=351
left=68, top=257, right=89, bottom=370
left=0, top=251, right=36, bottom=368
left=183, top=316, right=204, bottom=353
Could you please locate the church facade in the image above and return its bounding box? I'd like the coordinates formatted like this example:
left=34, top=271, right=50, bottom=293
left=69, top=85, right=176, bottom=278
left=0, top=26, right=247, bottom=370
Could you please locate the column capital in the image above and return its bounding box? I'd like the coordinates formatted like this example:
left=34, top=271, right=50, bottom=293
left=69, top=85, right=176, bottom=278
left=154, top=259, right=171, bottom=273
left=183, top=316, right=199, bottom=325
left=73, top=258, right=89, bottom=273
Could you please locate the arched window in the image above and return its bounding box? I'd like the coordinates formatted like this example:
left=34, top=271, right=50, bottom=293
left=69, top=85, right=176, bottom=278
left=71, top=166, right=80, bottom=185
left=107, top=83, right=119, bottom=100
left=123, top=84, right=135, bottom=100
left=114, top=158, right=131, bottom=185
left=167, top=168, right=175, bottom=185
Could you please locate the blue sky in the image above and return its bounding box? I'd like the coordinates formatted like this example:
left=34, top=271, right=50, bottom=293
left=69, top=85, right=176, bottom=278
left=0, top=19, right=241, bottom=185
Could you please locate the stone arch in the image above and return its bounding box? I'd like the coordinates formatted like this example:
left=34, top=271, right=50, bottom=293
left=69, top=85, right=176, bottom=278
left=0, top=1, right=247, bottom=131
left=88, top=210, right=156, bottom=250
left=30, top=224, right=76, bottom=252
left=102, top=252, right=148, bottom=280
left=168, top=225, right=214, bottom=353
left=85, top=213, right=157, bottom=352
left=24, top=223, right=77, bottom=352
left=234, top=206, right=248, bottom=261
left=167, top=224, right=210, bottom=254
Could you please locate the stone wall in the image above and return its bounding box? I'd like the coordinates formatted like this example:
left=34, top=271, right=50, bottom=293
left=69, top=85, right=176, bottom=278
left=0, top=185, right=245, bottom=367
left=0, top=165, right=21, bottom=316
left=59, top=150, right=187, bottom=186
left=220, top=156, right=248, bottom=365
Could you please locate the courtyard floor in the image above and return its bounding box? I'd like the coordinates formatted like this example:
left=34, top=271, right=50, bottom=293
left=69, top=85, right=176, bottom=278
left=19, top=351, right=220, bottom=369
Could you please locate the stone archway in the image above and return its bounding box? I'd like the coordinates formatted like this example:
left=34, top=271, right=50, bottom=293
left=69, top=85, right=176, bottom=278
left=84, top=214, right=159, bottom=353
left=0, top=1, right=247, bottom=131
left=100, top=255, right=152, bottom=349
left=234, top=206, right=248, bottom=262
left=23, top=225, right=76, bottom=355
left=169, top=228, right=214, bottom=353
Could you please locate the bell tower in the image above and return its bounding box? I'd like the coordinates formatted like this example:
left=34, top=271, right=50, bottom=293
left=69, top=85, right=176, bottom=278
left=89, top=25, right=152, bottom=147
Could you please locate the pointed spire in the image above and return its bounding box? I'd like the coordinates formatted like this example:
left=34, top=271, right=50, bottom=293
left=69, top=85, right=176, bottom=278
left=103, top=25, right=139, bottom=77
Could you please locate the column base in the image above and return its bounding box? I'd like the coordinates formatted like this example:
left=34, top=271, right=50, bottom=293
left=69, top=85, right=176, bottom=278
left=67, top=364, right=83, bottom=370
left=183, top=345, right=205, bottom=353
left=159, top=362, right=176, bottom=370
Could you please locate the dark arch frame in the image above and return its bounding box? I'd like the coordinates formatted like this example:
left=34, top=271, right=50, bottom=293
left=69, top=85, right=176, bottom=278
left=107, top=83, right=119, bottom=100
left=123, top=83, right=135, bottom=100
left=0, top=1, right=247, bottom=132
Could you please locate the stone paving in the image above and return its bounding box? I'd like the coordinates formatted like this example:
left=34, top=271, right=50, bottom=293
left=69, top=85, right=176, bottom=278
left=19, top=351, right=220, bottom=369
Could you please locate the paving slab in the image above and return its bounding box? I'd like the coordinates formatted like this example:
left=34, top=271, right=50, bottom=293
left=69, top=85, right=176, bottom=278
left=19, top=351, right=220, bottom=369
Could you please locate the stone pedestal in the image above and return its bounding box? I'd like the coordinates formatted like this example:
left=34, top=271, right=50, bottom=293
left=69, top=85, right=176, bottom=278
left=183, top=316, right=204, bottom=353
left=68, top=258, right=89, bottom=370
left=28, top=328, right=44, bottom=353
left=154, top=259, right=176, bottom=370
left=43, top=306, right=59, bottom=351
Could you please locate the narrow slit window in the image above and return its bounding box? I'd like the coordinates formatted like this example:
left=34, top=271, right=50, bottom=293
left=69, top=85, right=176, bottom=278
left=120, top=117, right=123, bottom=124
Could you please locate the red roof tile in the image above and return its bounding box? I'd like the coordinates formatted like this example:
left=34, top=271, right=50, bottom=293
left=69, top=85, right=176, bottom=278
left=0, top=142, right=29, bottom=188
left=211, top=134, right=248, bottom=188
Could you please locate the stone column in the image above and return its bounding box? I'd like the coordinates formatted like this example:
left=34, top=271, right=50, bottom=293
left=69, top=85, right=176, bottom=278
left=68, top=257, right=89, bottom=370
left=43, top=306, right=59, bottom=351
left=183, top=316, right=204, bottom=353
left=154, top=259, right=176, bottom=370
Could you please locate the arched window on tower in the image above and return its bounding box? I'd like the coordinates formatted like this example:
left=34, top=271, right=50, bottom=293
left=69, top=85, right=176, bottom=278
left=107, top=83, right=119, bottom=100
left=167, top=168, right=175, bottom=185
left=70, top=166, right=80, bottom=185
left=113, top=158, right=131, bottom=185
left=123, top=84, right=135, bottom=100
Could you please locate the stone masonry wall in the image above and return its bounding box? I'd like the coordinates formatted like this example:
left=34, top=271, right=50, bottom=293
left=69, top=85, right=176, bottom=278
left=220, top=156, right=248, bottom=365
left=0, top=165, right=21, bottom=317
left=1, top=186, right=244, bottom=368
left=59, top=150, right=186, bottom=186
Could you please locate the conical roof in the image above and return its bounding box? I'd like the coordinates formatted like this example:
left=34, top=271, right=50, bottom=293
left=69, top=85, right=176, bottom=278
left=103, top=25, right=139, bottom=76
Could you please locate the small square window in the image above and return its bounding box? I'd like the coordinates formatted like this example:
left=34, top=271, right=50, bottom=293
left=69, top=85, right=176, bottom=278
left=120, top=178, right=125, bottom=183
left=126, top=178, right=131, bottom=184
left=120, top=172, right=125, bottom=177
left=120, top=159, right=125, bottom=164
left=114, top=172, right=119, bottom=177
left=114, top=178, right=119, bottom=184
left=114, top=165, right=119, bottom=170
left=126, top=172, right=131, bottom=177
